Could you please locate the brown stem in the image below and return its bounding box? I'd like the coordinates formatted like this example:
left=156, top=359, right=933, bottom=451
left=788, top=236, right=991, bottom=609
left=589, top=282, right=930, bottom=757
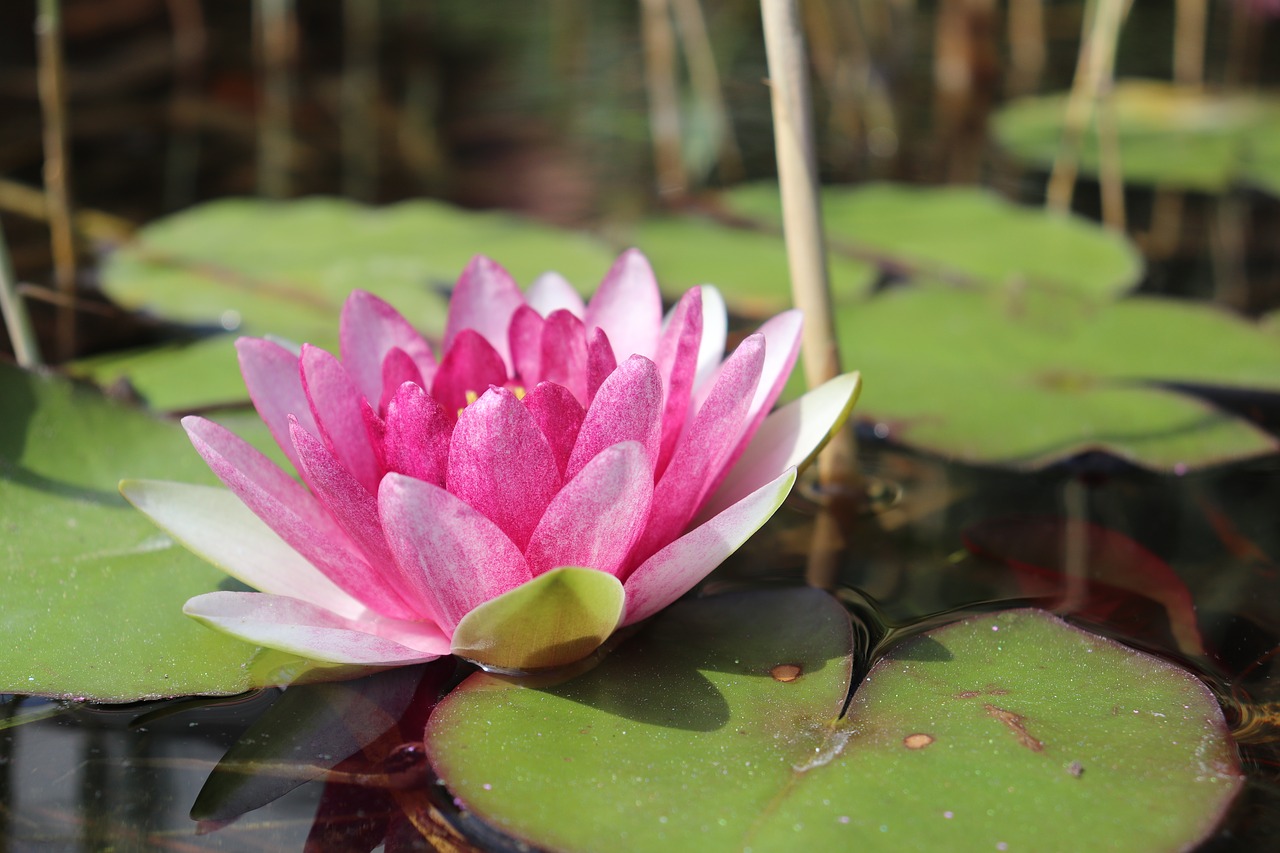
left=641, top=0, right=686, bottom=198
left=0, top=219, right=41, bottom=367
left=35, top=0, right=76, bottom=361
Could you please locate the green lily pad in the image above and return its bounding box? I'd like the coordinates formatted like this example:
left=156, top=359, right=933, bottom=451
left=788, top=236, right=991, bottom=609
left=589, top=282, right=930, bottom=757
left=0, top=363, right=317, bottom=701
left=425, top=592, right=1241, bottom=853
left=630, top=215, right=878, bottom=314
left=993, top=79, right=1280, bottom=195
left=716, top=182, right=1142, bottom=302
left=836, top=287, right=1280, bottom=469
left=84, top=197, right=619, bottom=410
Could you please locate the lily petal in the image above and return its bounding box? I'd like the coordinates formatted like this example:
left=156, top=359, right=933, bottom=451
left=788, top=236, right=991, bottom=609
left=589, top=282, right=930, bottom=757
left=653, top=287, right=703, bottom=477
left=540, top=309, right=588, bottom=406
left=430, top=328, right=509, bottom=418
left=565, top=354, right=663, bottom=481
left=379, top=473, right=533, bottom=633
left=693, top=285, right=728, bottom=392
left=524, top=441, right=654, bottom=577
left=523, top=381, right=585, bottom=477
left=447, top=387, right=562, bottom=551
left=236, top=337, right=316, bottom=474
left=525, top=271, right=585, bottom=318
left=632, top=334, right=764, bottom=564
left=340, top=289, right=436, bottom=403
left=290, top=418, right=436, bottom=623
left=377, top=347, right=424, bottom=415
left=585, top=327, right=616, bottom=405
left=585, top=249, right=663, bottom=363
left=184, top=592, right=448, bottom=665
left=182, top=416, right=417, bottom=620
left=695, top=371, right=862, bottom=525
left=382, top=381, right=451, bottom=486
left=120, top=479, right=363, bottom=619
left=300, top=344, right=383, bottom=494
left=443, top=256, right=524, bottom=372
left=508, top=304, right=545, bottom=389
left=621, top=467, right=797, bottom=626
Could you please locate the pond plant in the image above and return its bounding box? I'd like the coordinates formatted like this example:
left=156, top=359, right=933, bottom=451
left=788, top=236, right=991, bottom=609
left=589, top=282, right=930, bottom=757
left=121, top=250, right=861, bottom=674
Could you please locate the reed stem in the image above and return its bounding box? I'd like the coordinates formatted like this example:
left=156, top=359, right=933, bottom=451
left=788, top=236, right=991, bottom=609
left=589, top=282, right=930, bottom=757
left=35, top=0, right=76, bottom=361
left=0, top=220, right=42, bottom=367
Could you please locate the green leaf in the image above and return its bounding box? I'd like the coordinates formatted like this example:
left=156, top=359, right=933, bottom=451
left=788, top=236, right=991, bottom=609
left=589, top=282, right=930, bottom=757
left=720, top=182, right=1143, bottom=301
left=993, top=80, right=1280, bottom=195
left=630, top=215, right=878, bottom=314
left=0, top=363, right=313, bottom=701
left=425, top=593, right=1241, bottom=853
left=451, top=567, right=626, bottom=672
left=836, top=287, right=1280, bottom=469
left=83, top=197, right=619, bottom=410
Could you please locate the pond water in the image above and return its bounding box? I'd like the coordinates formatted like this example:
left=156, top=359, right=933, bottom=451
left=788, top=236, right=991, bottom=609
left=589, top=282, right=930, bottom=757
left=2, top=0, right=1279, bottom=850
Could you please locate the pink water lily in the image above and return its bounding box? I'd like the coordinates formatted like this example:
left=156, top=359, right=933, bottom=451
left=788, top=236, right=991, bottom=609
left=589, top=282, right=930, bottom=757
left=123, top=250, right=860, bottom=673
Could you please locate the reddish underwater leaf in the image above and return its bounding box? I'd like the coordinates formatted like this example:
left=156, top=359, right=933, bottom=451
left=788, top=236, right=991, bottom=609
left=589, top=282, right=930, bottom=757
left=963, top=515, right=1206, bottom=658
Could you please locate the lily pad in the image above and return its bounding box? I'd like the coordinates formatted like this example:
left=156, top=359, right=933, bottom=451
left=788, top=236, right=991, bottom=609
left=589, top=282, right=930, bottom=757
left=993, top=79, right=1280, bottom=195
left=425, top=591, right=1241, bottom=852
left=630, top=215, right=878, bottom=314
left=84, top=197, right=619, bottom=409
left=835, top=287, right=1280, bottom=469
left=716, top=182, right=1143, bottom=302
left=0, top=363, right=315, bottom=701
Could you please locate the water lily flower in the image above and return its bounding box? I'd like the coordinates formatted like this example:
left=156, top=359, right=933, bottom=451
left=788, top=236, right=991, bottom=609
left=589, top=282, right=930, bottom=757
left=122, top=250, right=860, bottom=673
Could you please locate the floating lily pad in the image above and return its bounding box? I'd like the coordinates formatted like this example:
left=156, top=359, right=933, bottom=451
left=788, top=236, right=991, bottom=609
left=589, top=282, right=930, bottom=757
left=630, top=215, right=877, bottom=314
left=0, top=363, right=317, bottom=701
left=993, top=80, right=1280, bottom=195
left=85, top=198, right=619, bottom=409
left=836, top=287, right=1280, bottom=469
left=714, top=182, right=1142, bottom=302
left=426, top=591, right=1241, bottom=853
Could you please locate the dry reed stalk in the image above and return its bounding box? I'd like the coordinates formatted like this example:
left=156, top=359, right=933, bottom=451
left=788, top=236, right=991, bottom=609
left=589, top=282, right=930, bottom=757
left=670, top=0, right=744, bottom=182
left=254, top=0, right=296, bottom=199
left=641, top=0, right=687, bottom=198
left=35, top=0, right=76, bottom=361
left=343, top=0, right=379, bottom=202
left=0, top=220, right=41, bottom=367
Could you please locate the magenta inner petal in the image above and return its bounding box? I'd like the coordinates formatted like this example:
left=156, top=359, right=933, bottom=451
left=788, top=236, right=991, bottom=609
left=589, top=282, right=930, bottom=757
left=379, top=473, right=534, bottom=633
left=522, top=381, right=586, bottom=478
left=443, top=255, right=524, bottom=372
left=585, top=327, right=617, bottom=406
left=300, top=344, right=384, bottom=494
left=508, top=304, right=546, bottom=389
left=653, top=287, right=704, bottom=478
left=539, top=309, right=589, bottom=406
left=524, top=441, right=654, bottom=577
left=431, top=328, right=509, bottom=419
left=565, top=354, right=664, bottom=482
left=236, top=336, right=315, bottom=475
left=447, top=387, right=563, bottom=552
left=382, top=381, right=451, bottom=486
left=585, top=248, right=663, bottom=363
left=340, top=289, right=437, bottom=403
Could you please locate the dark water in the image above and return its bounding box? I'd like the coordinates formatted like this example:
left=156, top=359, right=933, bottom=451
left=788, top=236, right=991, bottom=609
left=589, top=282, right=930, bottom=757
left=3, top=443, right=1277, bottom=851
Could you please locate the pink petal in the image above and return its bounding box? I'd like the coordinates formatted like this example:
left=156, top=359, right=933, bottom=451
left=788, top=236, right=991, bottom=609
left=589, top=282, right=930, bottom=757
left=300, top=344, right=383, bottom=494
left=523, top=381, right=585, bottom=477
left=379, top=473, right=534, bottom=633
left=382, top=381, right=451, bottom=486
left=184, top=592, right=449, bottom=665
left=696, top=371, right=861, bottom=525
left=182, top=416, right=419, bottom=620
left=378, top=347, right=424, bottom=414
left=653, top=288, right=703, bottom=478
left=564, top=354, right=664, bottom=482
left=526, top=271, right=585, bottom=318
left=236, top=337, right=316, bottom=475
left=447, top=387, right=562, bottom=551
left=340, top=289, right=437, bottom=403
left=693, top=285, right=728, bottom=392
left=524, top=441, right=654, bottom=577
left=540, top=309, right=588, bottom=406
left=585, top=327, right=616, bottom=406
left=585, top=249, right=663, bottom=363
left=508, top=304, right=545, bottom=389
left=289, top=418, right=437, bottom=623
left=621, top=467, right=797, bottom=625
left=121, top=479, right=364, bottom=620
left=430, top=328, right=509, bottom=419
left=703, top=309, right=803, bottom=500
left=443, top=256, right=524, bottom=372
left=630, top=334, right=764, bottom=566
